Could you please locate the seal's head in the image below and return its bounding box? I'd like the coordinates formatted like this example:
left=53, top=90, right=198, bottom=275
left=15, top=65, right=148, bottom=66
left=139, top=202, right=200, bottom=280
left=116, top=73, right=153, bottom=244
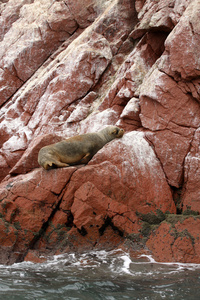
left=105, top=126, right=124, bottom=138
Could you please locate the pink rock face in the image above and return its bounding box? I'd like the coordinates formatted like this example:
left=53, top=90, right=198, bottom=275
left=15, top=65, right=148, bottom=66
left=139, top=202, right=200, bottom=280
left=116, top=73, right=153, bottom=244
left=146, top=216, right=200, bottom=263
left=0, top=167, right=76, bottom=264
left=0, top=0, right=199, bottom=264
left=181, top=129, right=200, bottom=212
left=132, top=0, right=175, bottom=39
left=63, top=132, right=175, bottom=236
left=0, top=0, right=78, bottom=106
left=163, top=0, right=200, bottom=80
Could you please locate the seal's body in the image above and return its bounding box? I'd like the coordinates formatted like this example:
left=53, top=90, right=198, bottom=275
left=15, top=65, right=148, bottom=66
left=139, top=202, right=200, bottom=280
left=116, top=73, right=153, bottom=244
left=38, top=126, right=124, bottom=170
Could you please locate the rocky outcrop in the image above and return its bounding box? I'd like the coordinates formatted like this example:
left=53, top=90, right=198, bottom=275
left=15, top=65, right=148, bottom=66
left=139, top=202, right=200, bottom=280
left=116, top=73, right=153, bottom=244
left=145, top=215, right=200, bottom=263
left=0, top=0, right=199, bottom=264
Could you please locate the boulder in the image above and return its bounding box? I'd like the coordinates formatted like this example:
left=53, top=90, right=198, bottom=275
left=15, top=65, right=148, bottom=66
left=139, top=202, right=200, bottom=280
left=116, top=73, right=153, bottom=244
left=146, top=215, right=200, bottom=263
left=0, top=166, right=76, bottom=264
left=61, top=132, right=176, bottom=242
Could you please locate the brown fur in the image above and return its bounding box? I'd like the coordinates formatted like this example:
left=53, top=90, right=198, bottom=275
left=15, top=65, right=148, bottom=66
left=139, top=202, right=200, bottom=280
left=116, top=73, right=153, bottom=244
left=38, top=126, right=124, bottom=170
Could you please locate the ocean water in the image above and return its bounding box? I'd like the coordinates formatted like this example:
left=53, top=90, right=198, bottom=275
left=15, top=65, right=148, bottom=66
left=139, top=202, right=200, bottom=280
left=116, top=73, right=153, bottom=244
left=0, top=250, right=199, bottom=300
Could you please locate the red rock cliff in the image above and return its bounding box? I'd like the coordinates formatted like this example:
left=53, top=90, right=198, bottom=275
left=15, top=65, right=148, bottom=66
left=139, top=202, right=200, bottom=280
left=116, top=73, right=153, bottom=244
left=0, top=0, right=199, bottom=264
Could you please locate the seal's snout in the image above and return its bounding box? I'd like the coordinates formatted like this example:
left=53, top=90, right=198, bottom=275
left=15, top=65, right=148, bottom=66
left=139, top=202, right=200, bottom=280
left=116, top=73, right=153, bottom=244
left=114, top=127, right=124, bottom=138
left=120, top=128, right=124, bottom=135
left=118, top=128, right=124, bottom=137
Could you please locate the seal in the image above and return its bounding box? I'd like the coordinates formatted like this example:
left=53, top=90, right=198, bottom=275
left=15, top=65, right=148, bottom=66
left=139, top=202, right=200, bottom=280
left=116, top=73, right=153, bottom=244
left=38, top=126, right=124, bottom=170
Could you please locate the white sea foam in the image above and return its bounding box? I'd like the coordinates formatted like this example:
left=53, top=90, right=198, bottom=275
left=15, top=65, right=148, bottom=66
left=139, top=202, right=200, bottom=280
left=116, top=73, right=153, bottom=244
left=139, top=254, right=200, bottom=271
left=1, top=249, right=200, bottom=277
